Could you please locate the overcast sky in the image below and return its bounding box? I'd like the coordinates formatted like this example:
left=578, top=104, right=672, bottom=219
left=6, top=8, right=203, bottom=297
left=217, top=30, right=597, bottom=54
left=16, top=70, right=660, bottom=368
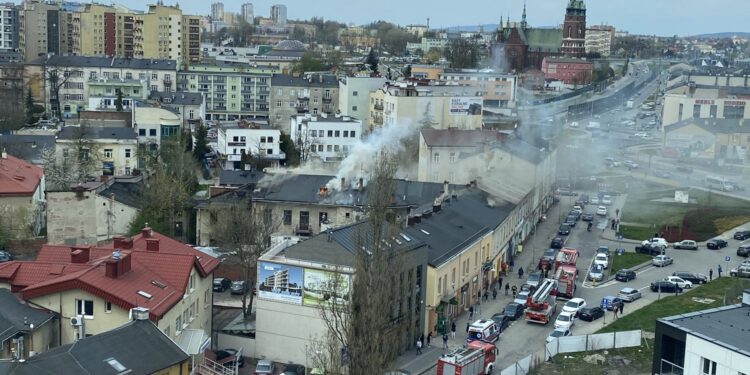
left=34, top=0, right=750, bottom=36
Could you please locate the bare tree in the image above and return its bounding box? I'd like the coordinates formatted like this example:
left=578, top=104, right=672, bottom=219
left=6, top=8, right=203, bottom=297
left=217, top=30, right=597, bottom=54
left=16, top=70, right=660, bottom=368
left=0, top=64, right=26, bottom=132
left=42, top=122, right=101, bottom=190
left=211, top=195, right=281, bottom=317
left=295, top=127, right=322, bottom=163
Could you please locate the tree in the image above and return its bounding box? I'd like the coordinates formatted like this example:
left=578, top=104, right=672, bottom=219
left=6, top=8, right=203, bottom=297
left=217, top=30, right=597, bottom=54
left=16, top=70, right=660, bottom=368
left=292, top=52, right=325, bottom=74
left=366, top=48, right=379, bottom=75
left=42, top=122, right=101, bottom=190
left=0, top=64, right=26, bottom=132
left=25, top=90, right=36, bottom=125
left=46, top=66, right=79, bottom=120
left=114, top=89, right=124, bottom=112
left=323, top=50, right=344, bottom=71
left=279, top=131, right=299, bottom=166
left=211, top=195, right=280, bottom=317
left=294, top=125, right=321, bottom=163
left=424, top=47, right=443, bottom=64
left=403, top=65, right=412, bottom=78
left=313, top=155, right=407, bottom=374
left=192, top=124, right=210, bottom=161
left=291, top=25, right=307, bottom=41
left=444, top=38, right=479, bottom=69
left=380, top=28, right=416, bottom=55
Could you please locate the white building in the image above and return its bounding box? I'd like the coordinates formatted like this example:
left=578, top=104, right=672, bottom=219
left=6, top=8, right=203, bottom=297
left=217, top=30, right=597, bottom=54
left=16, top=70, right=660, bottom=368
left=290, top=113, right=362, bottom=163
left=406, top=37, right=448, bottom=54
left=338, top=75, right=386, bottom=130
left=211, top=2, right=224, bottom=21
left=439, top=69, right=518, bottom=112
left=270, top=4, right=286, bottom=26
left=585, top=26, right=615, bottom=57
left=217, top=122, right=284, bottom=170
left=241, top=3, right=254, bottom=24
left=653, top=289, right=750, bottom=375
left=133, top=106, right=182, bottom=149
left=0, top=4, right=18, bottom=52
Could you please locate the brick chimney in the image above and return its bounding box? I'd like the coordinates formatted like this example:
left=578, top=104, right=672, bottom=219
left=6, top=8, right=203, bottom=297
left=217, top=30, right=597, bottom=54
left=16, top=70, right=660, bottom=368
left=146, top=238, right=160, bottom=252
left=112, top=236, right=133, bottom=249
left=117, top=252, right=132, bottom=276
left=70, top=245, right=91, bottom=264
left=105, top=259, right=118, bottom=278
left=141, top=227, right=152, bottom=238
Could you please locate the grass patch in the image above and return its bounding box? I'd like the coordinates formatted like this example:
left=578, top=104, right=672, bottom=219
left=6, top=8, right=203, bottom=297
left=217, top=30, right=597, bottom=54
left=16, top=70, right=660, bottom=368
left=530, top=340, right=654, bottom=375
left=611, top=252, right=653, bottom=272
left=713, top=215, right=750, bottom=234
left=597, top=277, right=750, bottom=334
left=617, top=225, right=655, bottom=241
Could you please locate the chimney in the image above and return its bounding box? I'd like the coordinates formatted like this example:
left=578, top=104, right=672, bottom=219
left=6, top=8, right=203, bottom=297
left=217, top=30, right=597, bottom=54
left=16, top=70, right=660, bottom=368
left=340, top=177, right=346, bottom=191
left=70, top=246, right=91, bottom=263
left=117, top=252, right=132, bottom=275
left=105, top=259, right=119, bottom=278
left=141, top=227, right=152, bottom=238
left=357, top=178, right=364, bottom=192
left=132, top=307, right=150, bottom=321
left=145, top=238, right=160, bottom=252
left=112, top=236, right=133, bottom=250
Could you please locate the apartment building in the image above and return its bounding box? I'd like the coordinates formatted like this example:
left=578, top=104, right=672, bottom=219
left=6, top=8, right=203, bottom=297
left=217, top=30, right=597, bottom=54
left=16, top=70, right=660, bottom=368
left=216, top=121, right=284, bottom=170
left=269, top=73, right=339, bottom=129
left=338, top=75, right=386, bottom=129
left=133, top=106, right=181, bottom=148
left=55, top=125, right=138, bottom=177
left=133, top=4, right=201, bottom=65
left=270, top=4, right=286, bottom=25
left=585, top=25, right=615, bottom=57
left=18, top=0, right=65, bottom=62
left=0, top=3, right=19, bottom=52
left=0, top=152, right=46, bottom=237
left=26, top=55, right=177, bottom=117
left=439, top=69, right=518, bottom=111
left=290, top=113, right=362, bottom=163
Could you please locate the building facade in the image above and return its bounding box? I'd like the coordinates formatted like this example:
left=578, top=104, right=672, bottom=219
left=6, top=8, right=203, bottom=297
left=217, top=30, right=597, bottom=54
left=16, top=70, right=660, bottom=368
left=0, top=153, right=46, bottom=237
left=133, top=106, right=181, bottom=148
left=18, top=0, right=64, bottom=62
left=338, top=75, right=386, bottom=130
left=0, top=3, right=19, bottom=52
left=438, top=69, right=518, bottom=110
left=270, top=4, right=286, bottom=25
left=241, top=3, right=254, bottom=24
left=661, top=83, right=750, bottom=128
left=216, top=122, right=284, bottom=170
left=541, top=57, right=593, bottom=85
left=290, top=113, right=362, bottom=163
left=585, top=25, right=615, bottom=56
left=269, top=73, right=339, bottom=129
left=55, top=126, right=139, bottom=177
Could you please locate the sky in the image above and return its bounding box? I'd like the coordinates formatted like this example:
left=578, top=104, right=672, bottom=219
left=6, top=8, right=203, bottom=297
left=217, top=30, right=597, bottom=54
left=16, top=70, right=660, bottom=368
left=26, top=0, right=750, bottom=37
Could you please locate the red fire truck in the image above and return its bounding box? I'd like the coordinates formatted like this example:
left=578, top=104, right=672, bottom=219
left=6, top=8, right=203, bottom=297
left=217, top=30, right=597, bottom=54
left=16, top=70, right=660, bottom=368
left=553, top=247, right=578, bottom=299
left=553, top=247, right=579, bottom=270
left=436, top=341, right=497, bottom=375
left=524, top=278, right=558, bottom=325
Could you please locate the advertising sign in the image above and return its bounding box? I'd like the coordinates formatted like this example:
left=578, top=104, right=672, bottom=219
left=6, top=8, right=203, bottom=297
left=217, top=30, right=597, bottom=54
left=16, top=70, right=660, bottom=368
left=257, top=262, right=303, bottom=304
left=303, top=268, right=351, bottom=306
left=449, top=97, right=482, bottom=116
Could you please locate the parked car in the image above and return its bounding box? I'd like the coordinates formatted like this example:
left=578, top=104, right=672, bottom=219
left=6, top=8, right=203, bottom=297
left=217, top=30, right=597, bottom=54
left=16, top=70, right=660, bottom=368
left=652, top=255, right=674, bottom=267
left=581, top=213, right=594, bottom=221
left=706, top=238, right=728, bottom=250
left=594, top=253, right=609, bottom=269
left=643, top=238, right=669, bottom=248
left=0, top=251, right=12, bottom=263
left=526, top=271, right=542, bottom=288
left=636, top=243, right=665, bottom=256
left=282, top=364, right=305, bottom=375
left=550, top=237, right=564, bottom=249
left=490, top=313, right=512, bottom=333
left=230, top=280, right=247, bottom=295
left=676, top=165, right=693, bottom=173
left=565, top=215, right=578, bottom=227
left=578, top=307, right=604, bottom=322
left=624, top=160, right=639, bottom=169
left=737, top=244, right=750, bottom=257
left=600, top=296, right=624, bottom=311
left=733, top=230, right=750, bottom=240
left=650, top=280, right=682, bottom=293
left=571, top=205, right=583, bottom=214
left=215, top=349, right=245, bottom=368
left=554, top=311, right=576, bottom=330
left=596, top=246, right=611, bottom=257
left=671, top=271, right=708, bottom=285
left=579, top=194, right=590, bottom=203
left=213, top=278, right=232, bottom=292
left=601, top=195, right=613, bottom=205
left=557, top=187, right=577, bottom=196
left=673, top=240, right=698, bottom=250
left=590, top=196, right=600, bottom=204
left=665, top=276, right=693, bottom=289
left=558, top=224, right=571, bottom=235
left=617, top=287, right=642, bottom=302
left=503, top=302, right=526, bottom=320
left=730, top=265, right=750, bottom=278
left=514, top=290, right=531, bottom=306
left=562, top=298, right=587, bottom=316
left=588, top=264, right=604, bottom=282
left=615, top=268, right=636, bottom=282
left=546, top=327, right=572, bottom=343
left=596, top=205, right=608, bottom=216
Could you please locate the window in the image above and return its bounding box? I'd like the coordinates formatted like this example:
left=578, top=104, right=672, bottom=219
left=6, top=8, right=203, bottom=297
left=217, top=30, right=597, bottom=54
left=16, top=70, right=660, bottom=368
left=724, top=104, right=745, bottom=119
left=204, top=289, right=209, bottom=308
left=283, top=210, right=292, bottom=225
left=260, top=136, right=266, bottom=143
left=175, top=316, right=182, bottom=332
left=433, top=153, right=440, bottom=163
left=138, top=129, right=146, bottom=136
left=310, top=130, right=317, bottom=137
left=103, top=149, right=113, bottom=158
left=268, top=136, right=274, bottom=143
left=189, top=273, right=195, bottom=291
left=350, top=131, right=356, bottom=138
left=189, top=302, right=195, bottom=320
left=353, top=91, right=358, bottom=96
left=327, top=145, right=333, bottom=152
left=75, top=299, right=94, bottom=317
left=152, top=73, right=158, bottom=80
left=701, top=357, right=716, bottom=375
left=125, top=149, right=131, bottom=158
left=693, top=104, right=701, bottom=118
left=449, top=153, right=456, bottom=163
left=276, top=100, right=282, bottom=108
left=89, top=71, right=97, bottom=79
left=710, top=104, right=718, bottom=118
left=112, top=72, right=119, bottom=79
left=352, top=105, right=358, bottom=111
left=343, top=131, right=349, bottom=137
left=334, top=131, right=340, bottom=137
left=328, top=130, right=333, bottom=137
left=125, top=72, right=132, bottom=79
left=104, top=301, right=112, bottom=313
left=182, top=310, right=188, bottom=327
left=149, top=129, right=157, bottom=136
left=678, top=103, right=683, bottom=121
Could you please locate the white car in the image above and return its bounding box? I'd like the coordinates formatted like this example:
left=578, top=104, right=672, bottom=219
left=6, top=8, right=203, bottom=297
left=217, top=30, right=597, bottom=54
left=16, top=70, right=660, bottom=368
left=634, top=132, right=648, bottom=138
left=569, top=121, right=579, bottom=128
left=554, top=311, right=576, bottom=330
left=514, top=290, right=530, bottom=306
left=594, top=253, right=609, bottom=269
left=601, top=195, right=613, bottom=205
left=571, top=205, right=583, bottom=214
left=642, top=238, right=669, bottom=248
left=590, top=196, right=600, bottom=204
left=596, top=205, right=608, bottom=216
left=618, top=287, right=642, bottom=302
left=588, top=264, right=604, bottom=281
left=562, top=297, right=587, bottom=316
left=546, top=328, right=572, bottom=343
left=624, top=160, right=639, bottom=169
left=665, top=276, right=693, bottom=289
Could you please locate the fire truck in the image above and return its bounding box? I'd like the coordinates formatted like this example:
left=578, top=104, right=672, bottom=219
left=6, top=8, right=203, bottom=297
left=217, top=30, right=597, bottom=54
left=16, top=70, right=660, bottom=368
left=553, top=247, right=579, bottom=270
left=524, top=278, right=558, bottom=325
left=436, top=341, right=497, bottom=375
left=553, top=247, right=579, bottom=299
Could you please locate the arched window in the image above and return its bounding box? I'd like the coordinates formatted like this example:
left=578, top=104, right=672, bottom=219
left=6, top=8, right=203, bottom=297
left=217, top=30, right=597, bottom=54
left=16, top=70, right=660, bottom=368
left=568, top=26, right=572, bottom=38
left=578, top=28, right=582, bottom=37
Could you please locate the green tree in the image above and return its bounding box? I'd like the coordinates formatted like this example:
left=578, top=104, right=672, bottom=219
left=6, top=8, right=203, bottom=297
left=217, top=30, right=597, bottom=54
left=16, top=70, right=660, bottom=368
left=291, top=25, right=307, bottom=41
left=380, top=28, right=415, bottom=55
left=292, top=52, right=325, bottom=74
left=366, top=48, right=379, bottom=75
left=279, top=131, right=299, bottom=166
left=444, top=38, right=479, bottom=69
left=324, top=50, right=344, bottom=71
left=192, top=124, right=210, bottom=161
left=403, top=65, right=412, bottom=78
left=25, top=90, right=36, bottom=124
left=114, top=89, right=124, bottom=111
left=424, top=47, right=442, bottom=64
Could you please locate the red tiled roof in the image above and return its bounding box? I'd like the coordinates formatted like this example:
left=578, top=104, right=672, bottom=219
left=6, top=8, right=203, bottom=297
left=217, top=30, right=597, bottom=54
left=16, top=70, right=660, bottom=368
left=0, top=261, right=89, bottom=292
left=0, top=154, right=43, bottom=196
left=125, top=229, right=220, bottom=276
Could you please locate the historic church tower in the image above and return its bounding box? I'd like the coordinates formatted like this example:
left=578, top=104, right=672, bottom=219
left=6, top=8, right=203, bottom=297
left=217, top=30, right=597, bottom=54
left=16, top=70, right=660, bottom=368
left=561, top=0, right=587, bottom=57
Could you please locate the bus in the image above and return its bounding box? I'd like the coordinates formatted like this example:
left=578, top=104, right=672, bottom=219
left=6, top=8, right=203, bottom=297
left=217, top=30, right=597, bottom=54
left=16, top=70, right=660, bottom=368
left=705, top=176, right=734, bottom=192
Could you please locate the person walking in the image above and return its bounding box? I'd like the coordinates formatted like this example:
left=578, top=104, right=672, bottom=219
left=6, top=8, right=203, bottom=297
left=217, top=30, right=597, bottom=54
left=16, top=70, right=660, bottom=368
left=483, top=291, right=489, bottom=301
left=451, top=321, right=456, bottom=338
left=427, top=332, right=432, bottom=348
left=492, top=288, right=498, bottom=300
left=511, top=285, right=518, bottom=298
left=498, top=277, right=503, bottom=291
left=509, top=259, right=515, bottom=273
left=505, top=283, right=510, bottom=296
left=416, top=338, right=422, bottom=355
left=718, top=264, right=723, bottom=278
left=613, top=307, right=618, bottom=320
left=442, top=333, right=449, bottom=349
left=518, top=267, right=524, bottom=279
left=709, top=268, right=713, bottom=281
left=469, top=305, right=474, bottom=318
left=466, top=321, right=470, bottom=333
left=618, top=302, right=624, bottom=315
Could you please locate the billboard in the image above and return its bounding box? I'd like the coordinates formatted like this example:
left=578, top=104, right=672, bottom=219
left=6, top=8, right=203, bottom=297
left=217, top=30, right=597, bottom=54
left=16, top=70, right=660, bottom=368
left=303, top=269, right=351, bottom=306
left=257, top=262, right=303, bottom=304
left=449, top=97, right=482, bottom=116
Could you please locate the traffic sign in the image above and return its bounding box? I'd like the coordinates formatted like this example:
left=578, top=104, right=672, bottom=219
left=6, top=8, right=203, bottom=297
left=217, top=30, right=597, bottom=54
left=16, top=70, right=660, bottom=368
left=725, top=256, right=731, bottom=262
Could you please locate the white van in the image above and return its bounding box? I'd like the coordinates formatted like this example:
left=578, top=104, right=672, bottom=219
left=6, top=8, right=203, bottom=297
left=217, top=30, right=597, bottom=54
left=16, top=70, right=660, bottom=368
left=466, top=319, right=499, bottom=343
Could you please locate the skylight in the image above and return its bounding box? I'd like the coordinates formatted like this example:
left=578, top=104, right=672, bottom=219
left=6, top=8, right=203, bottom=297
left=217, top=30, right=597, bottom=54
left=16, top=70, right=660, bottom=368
left=420, top=229, right=431, bottom=235
left=137, top=291, right=153, bottom=300
left=399, top=233, right=412, bottom=242
left=105, top=358, right=128, bottom=373
left=150, top=280, right=167, bottom=289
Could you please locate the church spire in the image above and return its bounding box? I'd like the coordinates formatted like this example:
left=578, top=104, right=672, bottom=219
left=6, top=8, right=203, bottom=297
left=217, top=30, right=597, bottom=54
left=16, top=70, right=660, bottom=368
left=499, top=14, right=503, bottom=31
left=521, top=0, right=528, bottom=29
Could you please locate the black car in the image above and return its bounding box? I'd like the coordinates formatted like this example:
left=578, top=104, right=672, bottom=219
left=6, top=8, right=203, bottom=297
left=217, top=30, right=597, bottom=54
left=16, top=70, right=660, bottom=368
left=650, top=280, right=682, bottom=293
left=596, top=246, right=611, bottom=257
left=550, top=237, right=564, bottom=249
left=213, top=277, right=232, bottom=292
left=215, top=349, right=245, bottom=368
left=579, top=194, right=590, bottom=203
left=564, top=216, right=577, bottom=227
left=672, top=271, right=708, bottom=285
left=578, top=307, right=605, bottom=322
left=636, top=243, right=665, bottom=256
left=503, top=302, right=525, bottom=320
left=615, top=269, right=636, bottom=282
left=581, top=213, right=594, bottom=222
left=734, top=230, right=750, bottom=240
left=706, top=239, right=728, bottom=250
left=282, top=364, right=305, bottom=375
left=574, top=200, right=586, bottom=208
left=558, top=224, right=571, bottom=235
left=0, top=251, right=12, bottom=263
left=230, top=280, right=247, bottom=295
left=738, top=245, right=750, bottom=257
left=568, top=211, right=581, bottom=220
left=491, top=313, right=512, bottom=332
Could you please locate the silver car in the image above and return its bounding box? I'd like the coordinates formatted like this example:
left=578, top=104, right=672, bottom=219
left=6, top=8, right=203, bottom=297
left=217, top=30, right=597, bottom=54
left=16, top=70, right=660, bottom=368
left=617, top=287, right=642, bottom=302
left=652, top=255, right=674, bottom=267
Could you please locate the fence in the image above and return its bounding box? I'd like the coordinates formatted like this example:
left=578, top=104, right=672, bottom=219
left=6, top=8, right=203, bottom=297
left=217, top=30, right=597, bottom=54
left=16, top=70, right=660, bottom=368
left=499, top=330, right=643, bottom=375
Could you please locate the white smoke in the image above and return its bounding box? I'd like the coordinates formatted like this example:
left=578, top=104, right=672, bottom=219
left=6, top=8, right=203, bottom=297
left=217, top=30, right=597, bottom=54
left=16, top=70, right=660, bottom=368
left=325, top=120, right=418, bottom=190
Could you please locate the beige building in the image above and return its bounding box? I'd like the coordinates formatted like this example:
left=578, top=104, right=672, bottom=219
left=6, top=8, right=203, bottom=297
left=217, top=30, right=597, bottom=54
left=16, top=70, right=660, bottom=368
left=661, top=82, right=750, bottom=128
left=0, top=286, right=57, bottom=359
left=269, top=73, right=340, bottom=129
left=18, top=0, right=66, bottom=62
left=368, top=82, right=483, bottom=133
left=585, top=25, right=615, bottom=56
left=438, top=69, right=518, bottom=112
left=0, top=153, right=46, bottom=238
left=55, top=126, right=138, bottom=177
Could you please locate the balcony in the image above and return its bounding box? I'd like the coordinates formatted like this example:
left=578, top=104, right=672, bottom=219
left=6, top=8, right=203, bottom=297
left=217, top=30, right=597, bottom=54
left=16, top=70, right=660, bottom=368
left=227, top=142, right=246, bottom=147
left=163, top=77, right=172, bottom=85
left=323, top=96, right=332, bottom=102
left=297, top=93, right=309, bottom=100
left=295, top=106, right=308, bottom=113
left=374, top=103, right=383, bottom=110
left=373, top=116, right=383, bottom=125
left=295, top=223, right=312, bottom=236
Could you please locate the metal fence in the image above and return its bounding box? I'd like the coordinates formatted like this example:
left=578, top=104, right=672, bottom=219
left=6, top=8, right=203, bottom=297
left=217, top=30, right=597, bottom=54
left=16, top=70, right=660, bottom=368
left=499, top=330, right=643, bottom=375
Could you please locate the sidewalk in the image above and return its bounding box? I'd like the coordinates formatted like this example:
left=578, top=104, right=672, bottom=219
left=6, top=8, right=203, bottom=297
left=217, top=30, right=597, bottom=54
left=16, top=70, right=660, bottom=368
left=392, top=199, right=570, bottom=373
